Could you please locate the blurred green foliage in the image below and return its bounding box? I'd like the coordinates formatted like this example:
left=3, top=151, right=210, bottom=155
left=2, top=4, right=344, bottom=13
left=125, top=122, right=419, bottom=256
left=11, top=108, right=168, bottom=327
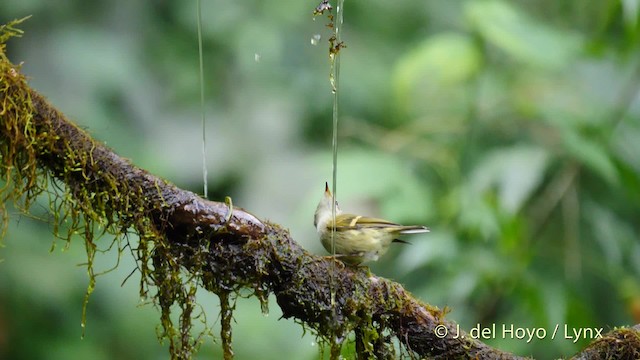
left=1, top=0, right=640, bottom=358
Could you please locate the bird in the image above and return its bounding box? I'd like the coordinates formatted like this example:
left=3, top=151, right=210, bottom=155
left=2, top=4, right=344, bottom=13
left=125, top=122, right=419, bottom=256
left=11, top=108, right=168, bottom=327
left=314, top=182, right=429, bottom=264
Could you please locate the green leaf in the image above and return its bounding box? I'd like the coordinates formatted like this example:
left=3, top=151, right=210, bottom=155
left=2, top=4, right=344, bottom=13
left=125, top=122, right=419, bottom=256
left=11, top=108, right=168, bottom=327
left=584, top=202, right=637, bottom=271
left=562, top=130, right=618, bottom=184
left=393, top=32, right=481, bottom=88
left=612, top=122, right=640, bottom=175
left=392, top=32, right=481, bottom=116
left=469, top=146, right=550, bottom=214
left=622, top=0, right=640, bottom=29
left=465, top=0, right=582, bottom=68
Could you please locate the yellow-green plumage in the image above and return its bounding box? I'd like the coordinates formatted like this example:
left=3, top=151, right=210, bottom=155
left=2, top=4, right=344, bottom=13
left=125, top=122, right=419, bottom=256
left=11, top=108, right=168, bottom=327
left=314, top=183, right=429, bottom=264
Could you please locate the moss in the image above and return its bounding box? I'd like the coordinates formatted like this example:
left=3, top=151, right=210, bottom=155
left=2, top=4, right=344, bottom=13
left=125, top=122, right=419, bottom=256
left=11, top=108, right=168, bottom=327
left=574, top=327, right=640, bottom=360
left=219, top=291, right=234, bottom=360
left=0, top=17, right=41, bottom=228
left=0, top=19, right=220, bottom=359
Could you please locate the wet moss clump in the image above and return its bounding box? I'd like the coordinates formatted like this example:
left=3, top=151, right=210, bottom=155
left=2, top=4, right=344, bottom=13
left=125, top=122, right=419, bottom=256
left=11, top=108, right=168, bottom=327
left=575, top=326, right=640, bottom=360
left=274, top=253, right=446, bottom=359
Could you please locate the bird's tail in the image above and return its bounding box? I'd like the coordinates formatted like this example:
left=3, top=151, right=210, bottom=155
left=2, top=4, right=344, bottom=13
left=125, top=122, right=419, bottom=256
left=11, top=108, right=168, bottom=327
left=398, top=225, right=430, bottom=234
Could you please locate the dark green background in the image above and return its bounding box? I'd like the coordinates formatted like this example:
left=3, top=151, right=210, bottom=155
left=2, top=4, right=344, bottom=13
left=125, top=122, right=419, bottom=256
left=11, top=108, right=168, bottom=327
left=1, top=0, right=639, bottom=358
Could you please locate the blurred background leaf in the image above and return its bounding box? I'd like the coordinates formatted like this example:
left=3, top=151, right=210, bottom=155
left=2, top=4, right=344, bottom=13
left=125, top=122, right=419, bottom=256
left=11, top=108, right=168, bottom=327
left=1, top=0, right=640, bottom=358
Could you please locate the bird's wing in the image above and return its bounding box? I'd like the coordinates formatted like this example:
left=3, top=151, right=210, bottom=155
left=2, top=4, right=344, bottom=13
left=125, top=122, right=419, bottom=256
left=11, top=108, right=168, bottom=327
left=332, top=214, right=400, bottom=230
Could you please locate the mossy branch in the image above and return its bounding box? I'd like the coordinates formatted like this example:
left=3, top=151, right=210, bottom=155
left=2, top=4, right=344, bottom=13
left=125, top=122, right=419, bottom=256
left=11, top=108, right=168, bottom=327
left=1, top=22, right=639, bottom=360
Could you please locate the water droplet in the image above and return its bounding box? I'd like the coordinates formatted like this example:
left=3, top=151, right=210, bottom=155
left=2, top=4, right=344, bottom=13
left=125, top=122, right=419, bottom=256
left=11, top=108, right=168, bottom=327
left=329, top=74, right=336, bottom=93
left=311, top=34, right=321, bottom=46
left=310, top=341, right=316, bottom=347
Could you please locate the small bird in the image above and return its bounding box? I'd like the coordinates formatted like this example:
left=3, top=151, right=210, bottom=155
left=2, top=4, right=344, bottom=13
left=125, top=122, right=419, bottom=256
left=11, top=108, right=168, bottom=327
left=314, top=182, right=429, bottom=264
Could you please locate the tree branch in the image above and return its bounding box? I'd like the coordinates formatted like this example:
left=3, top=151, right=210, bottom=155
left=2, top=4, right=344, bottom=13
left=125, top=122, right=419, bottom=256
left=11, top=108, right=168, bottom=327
left=1, top=33, right=638, bottom=359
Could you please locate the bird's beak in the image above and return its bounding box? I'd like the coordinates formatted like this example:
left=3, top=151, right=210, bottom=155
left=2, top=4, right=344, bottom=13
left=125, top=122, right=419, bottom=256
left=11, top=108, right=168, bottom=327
left=324, top=182, right=331, bottom=196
